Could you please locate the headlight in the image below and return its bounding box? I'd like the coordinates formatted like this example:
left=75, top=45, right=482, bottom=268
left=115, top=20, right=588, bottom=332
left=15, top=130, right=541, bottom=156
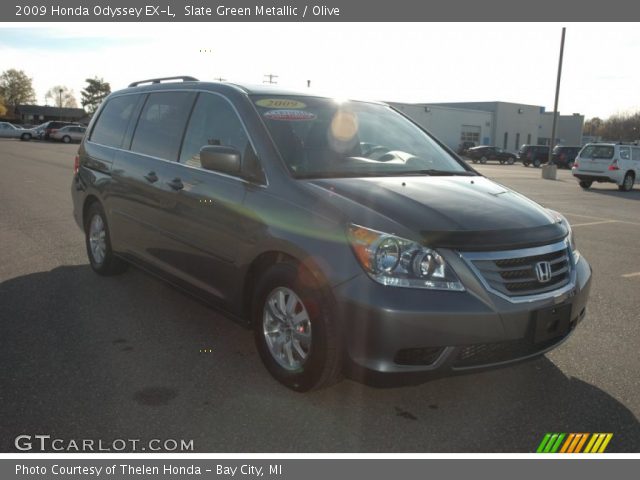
left=347, top=224, right=464, bottom=291
left=547, top=209, right=579, bottom=261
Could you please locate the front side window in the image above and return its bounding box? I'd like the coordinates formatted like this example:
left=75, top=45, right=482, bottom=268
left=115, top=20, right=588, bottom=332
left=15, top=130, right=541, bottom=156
left=131, top=92, right=196, bottom=161
left=180, top=93, right=252, bottom=170
left=252, top=95, right=470, bottom=178
left=90, top=95, right=139, bottom=148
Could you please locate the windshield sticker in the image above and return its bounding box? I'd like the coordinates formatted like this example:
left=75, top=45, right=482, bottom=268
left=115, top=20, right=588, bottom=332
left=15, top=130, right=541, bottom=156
left=263, top=110, right=316, bottom=121
left=256, top=99, right=307, bottom=109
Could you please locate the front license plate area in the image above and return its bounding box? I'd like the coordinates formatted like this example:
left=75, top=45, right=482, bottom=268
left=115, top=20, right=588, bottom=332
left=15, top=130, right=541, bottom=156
left=532, top=304, right=572, bottom=343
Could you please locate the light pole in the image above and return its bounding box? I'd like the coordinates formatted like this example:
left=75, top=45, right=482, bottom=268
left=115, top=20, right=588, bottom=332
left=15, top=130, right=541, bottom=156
left=548, top=27, right=566, bottom=165
left=58, top=88, right=63, bottom=120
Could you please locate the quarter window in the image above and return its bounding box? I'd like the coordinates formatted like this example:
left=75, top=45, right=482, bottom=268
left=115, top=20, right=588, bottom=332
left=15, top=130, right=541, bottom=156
left=180, top=93, right=252, bottom=171
left=131, top=92, right=196, bottom=161
left=619, top=146, right=631, bottom=160
left=90, top=95, right=139, bottom=148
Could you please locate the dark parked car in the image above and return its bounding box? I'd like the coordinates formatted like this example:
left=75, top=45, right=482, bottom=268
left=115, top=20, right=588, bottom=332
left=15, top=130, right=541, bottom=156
left=552, top=146, right=581, bottom=169
left=71, top=77, right=591, bottom=391
left=467, top=146, right=516, bottom=165
left=41, top=121, right=81, bottom=140
left=518, top=145, right=550, bottom=167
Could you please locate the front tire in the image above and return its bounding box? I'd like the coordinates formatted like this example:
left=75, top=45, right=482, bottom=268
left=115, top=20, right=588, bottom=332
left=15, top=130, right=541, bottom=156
left=507, top=157, right=515, bottom=165
left=84, top=202, right=128, bottom=275
left=20, top=133, right=32, bottom=141
left=480, top=156, right=488, bottom=164
left=579, top=180, right=592, bottom=189
left=252, top=262, right=342, bottom=391
left=533, top=158, right=541, bottom=168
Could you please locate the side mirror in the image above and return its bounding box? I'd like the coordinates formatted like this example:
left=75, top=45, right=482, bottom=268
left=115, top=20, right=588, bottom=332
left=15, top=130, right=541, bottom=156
left=199, top=145, right=241, bottom=175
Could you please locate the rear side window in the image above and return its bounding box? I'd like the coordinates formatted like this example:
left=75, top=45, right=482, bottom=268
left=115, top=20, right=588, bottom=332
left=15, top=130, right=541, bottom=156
left=179, top=93, right=251, bottom=169
left=619, top=146, right=631, bottom=160
left=90, top=95, right=139, bottom=147
left=131, top=92, right=196, bottom=161
left=633, top=148, right=640, bottom=161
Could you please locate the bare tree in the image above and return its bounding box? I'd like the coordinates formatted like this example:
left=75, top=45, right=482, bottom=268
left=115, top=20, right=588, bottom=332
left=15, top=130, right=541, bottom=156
left=45, top=86, right=78, bottom=108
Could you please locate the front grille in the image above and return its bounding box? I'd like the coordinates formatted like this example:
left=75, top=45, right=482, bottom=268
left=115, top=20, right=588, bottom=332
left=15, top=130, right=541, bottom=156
left=467, top=245, right=572, bottom=298
left=453, top=334, right=567, bottom=368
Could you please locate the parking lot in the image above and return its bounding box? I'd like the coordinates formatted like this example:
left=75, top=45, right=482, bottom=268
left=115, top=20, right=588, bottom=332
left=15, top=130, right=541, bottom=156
left=1, top=138, right=639, bottom=452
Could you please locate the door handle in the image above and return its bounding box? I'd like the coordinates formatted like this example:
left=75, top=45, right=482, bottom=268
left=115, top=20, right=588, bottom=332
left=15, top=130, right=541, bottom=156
left=167, top=177, right=184, bottom=191
left=144, top=171, right=158, bottom=183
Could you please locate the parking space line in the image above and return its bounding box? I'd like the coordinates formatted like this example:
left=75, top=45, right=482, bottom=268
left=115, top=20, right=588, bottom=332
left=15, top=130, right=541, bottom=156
left=563, top=212, right=640, bottom=227
left=570, top=220, right=618, bottom=228
left=621, top=272, right=640, bottom=278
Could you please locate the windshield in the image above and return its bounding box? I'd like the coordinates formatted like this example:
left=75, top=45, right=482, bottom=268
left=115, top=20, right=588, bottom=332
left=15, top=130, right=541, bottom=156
left=580, top=145, right=614, bottom=160
left=252, top=95, right=471, bottom=178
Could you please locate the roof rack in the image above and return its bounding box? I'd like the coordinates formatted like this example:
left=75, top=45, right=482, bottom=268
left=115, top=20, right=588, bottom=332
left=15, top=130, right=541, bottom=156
left=128, top=76, right=199, bottom=87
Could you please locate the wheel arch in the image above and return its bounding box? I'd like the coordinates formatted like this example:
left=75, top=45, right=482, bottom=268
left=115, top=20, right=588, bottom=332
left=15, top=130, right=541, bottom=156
left=241, top=250, right=334, bottom=322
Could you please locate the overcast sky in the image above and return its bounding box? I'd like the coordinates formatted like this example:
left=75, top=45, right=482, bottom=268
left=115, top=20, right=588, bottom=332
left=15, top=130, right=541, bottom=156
left=1, top=22, right=638, bottom=119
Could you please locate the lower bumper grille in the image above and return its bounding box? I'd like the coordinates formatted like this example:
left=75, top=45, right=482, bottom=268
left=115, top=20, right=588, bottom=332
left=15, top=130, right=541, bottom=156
left=394, top=347, right=444, bottom=366
left=453, top=334, right=567, bottom=369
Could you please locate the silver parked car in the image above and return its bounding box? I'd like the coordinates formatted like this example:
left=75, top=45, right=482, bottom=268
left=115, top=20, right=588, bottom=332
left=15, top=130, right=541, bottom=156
left=50, top=125, right=86, bottom=143
left=0, top=121, right=33, bottom=141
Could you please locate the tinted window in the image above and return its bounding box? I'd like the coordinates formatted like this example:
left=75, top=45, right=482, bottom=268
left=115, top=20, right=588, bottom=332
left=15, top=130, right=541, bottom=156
left=91, top=95, right=139, bottom=148
left=131, top=92, right=196, bottom=161
left=632, top=148, right=640, bottom=161
left=180, top=93, right=251, bottom=170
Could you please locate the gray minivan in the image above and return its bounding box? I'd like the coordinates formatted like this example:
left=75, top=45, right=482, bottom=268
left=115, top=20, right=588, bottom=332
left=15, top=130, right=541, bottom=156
left=71, top=77, right=592, bottom=391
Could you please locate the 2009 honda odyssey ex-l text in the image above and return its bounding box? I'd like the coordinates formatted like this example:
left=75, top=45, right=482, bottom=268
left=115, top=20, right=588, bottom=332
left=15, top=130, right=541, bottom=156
left=71, top=77, right=592, bottom=391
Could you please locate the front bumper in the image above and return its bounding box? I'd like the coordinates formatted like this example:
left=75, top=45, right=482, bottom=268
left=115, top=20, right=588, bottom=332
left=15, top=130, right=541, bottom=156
left=333, top=253, right=591, bottom=379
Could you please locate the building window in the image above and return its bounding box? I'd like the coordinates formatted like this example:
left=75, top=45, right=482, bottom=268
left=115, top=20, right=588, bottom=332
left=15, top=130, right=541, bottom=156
left=527, top=133, right=532, bottom=144
left=515, top=133, right=520, bottom=151
left=503, top=132, right=508, bottom=149
left=460, top=125, right=480, bottom=144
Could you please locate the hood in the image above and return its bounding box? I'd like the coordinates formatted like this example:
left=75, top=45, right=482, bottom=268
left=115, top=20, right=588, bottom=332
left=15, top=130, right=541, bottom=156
left=303, top=176, right=567, bottom=251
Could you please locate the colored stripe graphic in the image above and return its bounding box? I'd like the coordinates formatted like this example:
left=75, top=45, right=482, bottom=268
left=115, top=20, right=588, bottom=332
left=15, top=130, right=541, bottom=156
left=537, top=433, right=613, bottom=453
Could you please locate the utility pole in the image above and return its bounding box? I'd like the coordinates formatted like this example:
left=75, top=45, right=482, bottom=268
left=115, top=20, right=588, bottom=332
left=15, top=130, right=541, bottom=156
left=547, top=27, right=566, bottom=166
left=307, top=80, right=311, bottom=88
left=263, top=74, right=278, bottom=84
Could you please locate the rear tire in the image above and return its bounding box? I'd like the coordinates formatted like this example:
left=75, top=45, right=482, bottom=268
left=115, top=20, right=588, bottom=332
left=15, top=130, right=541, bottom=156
left=84, top=202, right=128, bottom=276
left=507, top=157, right=515, bottom=165
left=20, top=133, right=31, bottom=141
left=252, top=262, right=342, bottom=391
left=62, top=135, right=71, bottom=144
left=579, top=180, right=592, bottom=189
left=533, top=159, right=541, bottom=168
left=480, top=156, right=488, bottom=164
left=619, top=172, right=635, bottom=192
left=472, top=159, right=478, bottom=164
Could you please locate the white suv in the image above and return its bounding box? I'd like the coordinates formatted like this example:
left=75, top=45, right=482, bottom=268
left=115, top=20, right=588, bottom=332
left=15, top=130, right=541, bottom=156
left=572, top=143, right=639, bottom=192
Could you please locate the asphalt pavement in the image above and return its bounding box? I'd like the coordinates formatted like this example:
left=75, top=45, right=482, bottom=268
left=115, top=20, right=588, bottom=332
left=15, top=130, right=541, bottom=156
left=1, top=139, right=639, bottom=452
